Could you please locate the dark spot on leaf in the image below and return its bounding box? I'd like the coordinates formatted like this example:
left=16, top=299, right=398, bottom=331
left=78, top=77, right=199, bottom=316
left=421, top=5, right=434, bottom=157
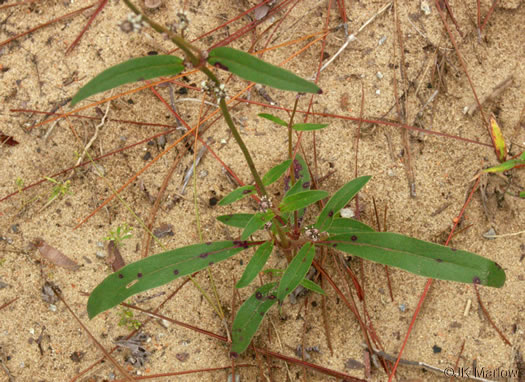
left=451, top=248, right=457, bottom=251
left=118, top=274, right=124, bottom=279
left=173, top=269, right=179, bottom=275
left=260, top=312, right=264, bottom=316
left=255, top=292, right=263, bottom=300
left=302, top=181, right=310, bottom=189
left=229, top=351, right=238, bottom=359
left=209, top=261, right=214, bottom=266
left=328, top=210, right=334, bottom=217
left=137, top=272, right=143, bottom=278
left=473, top=276, right=481, bottom=284
left=285, top=287, right=289, bottom=291
left=317, top=89, right=323, bottom=95
left=138, top=77, right=145, bottom=81
left=206, top=241, right=212, bottom=245
left=199, top=252, right=209, bottom=258
left=332, top=243, right=338, bottom=247
left=436, top=258, right=443, bottom=263
left=214, top=62, right=229, bottom=71
left=351, top=235, right=357, bottom=241
left=268, top=294, right=276, bottom=300
left=243, top=189, right=252, bottom=194
left=494, top=262, right=502, bottom=269
left=233, top=240, right=241, bottom=246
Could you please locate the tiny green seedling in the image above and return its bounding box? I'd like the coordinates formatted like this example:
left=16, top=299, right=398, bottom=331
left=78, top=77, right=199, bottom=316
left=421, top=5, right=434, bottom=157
left=39, top=177, right=72, bottom=211
left=104, top=224, right=133, bottom=248
left=118, top=307, right=141, bottom=330
left=70, top=0, right=506, bottom=359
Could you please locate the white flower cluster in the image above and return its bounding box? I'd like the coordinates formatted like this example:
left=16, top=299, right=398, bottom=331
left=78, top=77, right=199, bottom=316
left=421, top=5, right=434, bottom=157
left=176, top=11, right=190, bottom=32
left=304, top=226, right=320, bottom=241
left=259, top=195, right=272, bottom=212
left=201, top=81, right=227, bottom=101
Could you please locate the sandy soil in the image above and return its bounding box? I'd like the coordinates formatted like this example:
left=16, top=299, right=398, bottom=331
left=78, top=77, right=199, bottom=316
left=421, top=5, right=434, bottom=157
left=0, top=0, right=524, bottom=381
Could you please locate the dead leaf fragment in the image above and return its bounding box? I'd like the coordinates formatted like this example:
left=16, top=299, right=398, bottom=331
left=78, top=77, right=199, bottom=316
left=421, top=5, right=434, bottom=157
left=0, top=133, right=19, bottom=146
left=153, top=223, right=174, bottom=238
left=107, top=240, right=125, bottom=272
left=144, top=0, right=162, bottom=9
left=33, top=238, right=79, bottom=270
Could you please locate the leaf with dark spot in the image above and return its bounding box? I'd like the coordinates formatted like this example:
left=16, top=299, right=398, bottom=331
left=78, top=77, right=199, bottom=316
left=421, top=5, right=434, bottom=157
left=88, top=241, right=251, bottom=318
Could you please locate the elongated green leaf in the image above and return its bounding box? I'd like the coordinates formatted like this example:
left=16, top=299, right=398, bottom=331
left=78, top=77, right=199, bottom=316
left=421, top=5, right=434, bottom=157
left=87, top=241, right=251, bottom=318
left=207, top=47, right=321, bottom=94
left=231, top=283, right=278, bottom=356
left=315, top=176, right=371, bottom=232
left=483, top=152, right=525, bottom=173
left=326, top=218, right=374, bottom=234
left=263, top=160, right=292, bottom=186
left=219, top=185, right=255, bottom=206
left=280, top=190, right=328, bottom=213
left=520, top=191, right=525, bottom=198
left=236, top=241, right=274, bottom=288
left=277, top=243, right=316, bottom=301
left=217, top=213, right=254, bottom=228
left=319, top=233, right=505, bottom=288
left=258, top=113, right=288, bottom=127
left=300, top=278, right=326, bottom=295
left=241, top=211, right=275, bottom=240
left=292, top=123, right=329, bottom=131
left=71, top=55, right=184, bottom=106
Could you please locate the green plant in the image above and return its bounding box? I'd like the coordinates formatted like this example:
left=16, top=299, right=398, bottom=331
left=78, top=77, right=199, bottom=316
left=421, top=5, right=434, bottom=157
left=104, top=223, right=133, bottom=248
left=118, top=307, right=142, bottom=330
left=71, top=0, right=505, bottom=357
left=39, top=177, right=72, bottom=211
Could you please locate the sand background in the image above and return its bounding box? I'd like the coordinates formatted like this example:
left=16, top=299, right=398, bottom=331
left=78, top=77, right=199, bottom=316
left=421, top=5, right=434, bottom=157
left=0, top=0, right=524, bottom=381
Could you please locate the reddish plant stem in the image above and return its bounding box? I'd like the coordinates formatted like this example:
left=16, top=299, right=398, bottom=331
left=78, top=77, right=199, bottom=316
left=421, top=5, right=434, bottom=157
left=51, top=287, right=135, bottom=381
left=449, top=340, right=465, bottom=382
left=0, top=3, right=96, bottom=48
left=442, top=0, right=463, bottom=37
left=0, top=0, right=41, bottom=10
left=65, top=0, right=108, bottom=55
left=387, top=176, right=482, bottom=381
left=71, top=278, right=192, bottom=381
left=434, top=0, right=490, bottom=130
left=0, top=297, right=18, bottom=311
left=122, top=303, right=365, bottom=381
left=474, top=284, right=511, bottom=346
left=480, top=0, right=500, bottom=32
left=237, top=99, right=494, bottom=148
left=113, top=364, right=254, bottom=381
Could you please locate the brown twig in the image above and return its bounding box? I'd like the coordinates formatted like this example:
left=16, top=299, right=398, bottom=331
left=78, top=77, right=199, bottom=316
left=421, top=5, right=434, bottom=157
left=65, top=0, right=109, bottom=55
left=473, top=284, right=511, bottom=346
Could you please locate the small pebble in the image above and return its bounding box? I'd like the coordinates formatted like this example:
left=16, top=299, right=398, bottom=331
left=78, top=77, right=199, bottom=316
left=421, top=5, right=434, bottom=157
left=340, top=208, right=355, bottom=219
left=97, top=242, right=105, bottom=248
left=11, top=225, right=19, bottom=233
left=399, top=303, right=406, bottom=312
left=29, top=328, right=35, bottom=335
left=378, top=36, right=387, bottom=45
left=49, top=304, right=57, bottom=312
left=142, top=151, right=152, bottom=161
left=96, top=251, right=106, bottom=259
left=483, top=227, right=496, bottom=240
left=227, top=372, right=241, bottom=382
left=220, top=138, right=227, bottom=144
left=376, top=71, right=384, bottom=80
left=387, top=169, right=396, bottom=177
left=375, top=89, right=381, bottom=95
left=421, top=0, right=431, bottom=15
left=176, top=352, right=189, bottom=362
left=199, top=170, right=208, bottom=178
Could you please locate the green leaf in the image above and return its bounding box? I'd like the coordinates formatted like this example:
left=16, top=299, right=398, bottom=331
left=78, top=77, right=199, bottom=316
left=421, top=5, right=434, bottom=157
left=263, top=160, right=292, bottom=186
left=292, top=123, right=329, bottom=131
left=325, top=218, right=375, bottom=234
left=231, top=283, right=278, bottom=356
left=280, top=190, right=328, bottom=213
left=300, top=278, right=326, bottom=295
left=283, top=154, right=311, bottom=226
left=216, top=213, right=254, bottom=228
left=258, top=113, right=288, bottom=127
left=87, top=241, right=251, bottom=318
left=236, top=241, right=274, bottom=288
left=71, top=55, right=184, bottom=106
left=277, top=243, right=316, bottom=301
left=219, top=185, right=255, bottom=206
left=241, top=211, right=275, bottom=240
left=483, top=151, right=525, bottom=173
left=520, top=191, right=525, bottom=198
left=207, top=47, right=321, bottom=94
left=319, top=233, right=505, bottom=288
left=315, top=176, right=371, bottom=232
